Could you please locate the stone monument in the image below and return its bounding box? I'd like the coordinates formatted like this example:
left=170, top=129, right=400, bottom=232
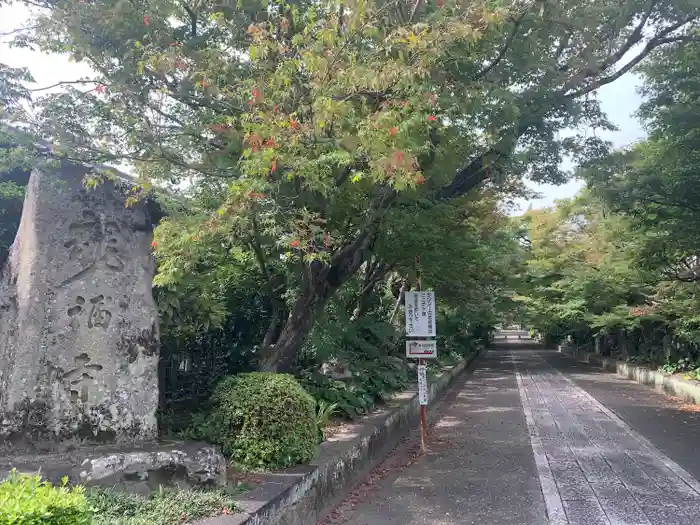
left=0, top=161, right=160, bottom=449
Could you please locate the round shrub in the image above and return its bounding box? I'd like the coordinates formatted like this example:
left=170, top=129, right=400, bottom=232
left=0, top=471, right=90, bottom=525
left=200, top=372, right=318, bottom=470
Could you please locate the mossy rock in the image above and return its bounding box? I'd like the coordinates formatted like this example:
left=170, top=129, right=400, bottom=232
left=191, top=372, right=318, bottom=470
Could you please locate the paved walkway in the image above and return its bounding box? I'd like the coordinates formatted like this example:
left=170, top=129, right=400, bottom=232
left=324, top=335, right=700, bottom=524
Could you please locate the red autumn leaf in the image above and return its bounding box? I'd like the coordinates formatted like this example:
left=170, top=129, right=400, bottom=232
left=427, top=115, right=437, bottom=122
left=429, top=93, right=438, bottom=106
left=263, top=137, right=277, bottom=149
left=270, top=159, right=278, bottom=173
left=416, top=174, right=425, bottom=184
left=290, top=117, right=301, bottom=130
left=249, top=192, right=266, bottom=199
left=290, top=239, right=300, bottom=248
left=222, top=506, right=234, bottom=515
left=198, top=79, right=210, bottom=89
left=143, top=15, right=151, bottom=26
left=393, top=151, right=405, bottom=163
left=246, top=134, right=262, bottom=148
left=273, top=106, right=279, bottom=114
left=389, top=127, right=398, bottom=136
left=437, top=0, right=444, bottom=7
left=95, top=84, right=105, bottom=94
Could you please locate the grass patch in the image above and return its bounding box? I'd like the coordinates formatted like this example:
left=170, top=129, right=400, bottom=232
left=86, top=486, right=241, bottom=525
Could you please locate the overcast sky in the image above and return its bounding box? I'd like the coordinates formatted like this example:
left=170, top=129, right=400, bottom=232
left=1, top=3, right=646, bottom=212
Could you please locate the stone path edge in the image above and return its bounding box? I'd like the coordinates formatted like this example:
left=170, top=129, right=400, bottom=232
left=195, top=348, right=483, bottom=525
left=558, top=345, right=700, bottom=407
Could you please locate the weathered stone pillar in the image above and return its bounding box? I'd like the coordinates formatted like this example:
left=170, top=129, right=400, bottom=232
left=0, top=163, right=159, bottom=449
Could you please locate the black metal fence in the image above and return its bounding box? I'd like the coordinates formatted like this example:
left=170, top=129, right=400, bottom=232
left=160, top=323, right=257, bottom=424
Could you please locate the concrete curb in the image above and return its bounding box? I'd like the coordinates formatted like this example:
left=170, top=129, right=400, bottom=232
left=196, top=349, right=482, bottom=525
left=558, top=345, right=700, bottom=406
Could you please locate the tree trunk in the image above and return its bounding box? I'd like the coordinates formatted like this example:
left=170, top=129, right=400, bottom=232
left=262, top=297, right=286, bottom=348
left=258, top=264, right=340, bottom=372
left=351, top=260, right=390, bottom=320
left=258, top=219, right=380, bottom=371
left=389, top=279, right=409, bottom=324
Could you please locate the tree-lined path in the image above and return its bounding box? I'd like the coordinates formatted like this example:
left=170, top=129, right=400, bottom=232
left=325, top=334, right=700, bottom=525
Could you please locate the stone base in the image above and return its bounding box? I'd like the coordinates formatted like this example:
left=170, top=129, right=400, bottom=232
left=0, top=441, right=226, bottom=494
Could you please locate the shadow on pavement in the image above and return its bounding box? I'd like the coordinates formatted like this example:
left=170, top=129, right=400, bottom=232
left=537, top=349, right=700, bottom=484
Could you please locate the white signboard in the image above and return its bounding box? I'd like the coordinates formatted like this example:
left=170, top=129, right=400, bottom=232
left=406, top=340, right=438, bottom=359
left=417, top=364, right=428, bottom=405
left=404, top=291, right=436, bottom=337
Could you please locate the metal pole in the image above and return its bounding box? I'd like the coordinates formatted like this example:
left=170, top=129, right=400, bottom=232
left=419, top=356, right=427, bottom=452
left=416, top=255, right=427, bottom=453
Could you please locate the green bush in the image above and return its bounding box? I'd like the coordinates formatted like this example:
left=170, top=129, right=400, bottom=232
left=189, top=372, right=318, bottom=470
left=0, top=471, right=90, bottom=525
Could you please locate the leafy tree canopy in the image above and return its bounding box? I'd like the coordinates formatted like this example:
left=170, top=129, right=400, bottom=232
left=1, top=0, right=699, bottom=369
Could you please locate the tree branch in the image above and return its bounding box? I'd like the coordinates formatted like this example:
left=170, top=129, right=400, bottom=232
left=0, top=25, right=38, bottom=38
left=565, top=16, right=698, bottom=99
left=434, top=147, right=496, bottom=200
left=472, top=12, right=525, bottom=81
left=599, top=0, right=658, bottom=71
left=28, top=80, right=103, bottom=92
left=183, top=4, right=198, bottom=37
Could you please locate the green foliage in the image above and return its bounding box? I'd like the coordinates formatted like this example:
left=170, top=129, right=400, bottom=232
left=625, top=349, right=663, bottom=368
left=300, top=355, right=411, bottom=419
left=187, top=373, right=318, bottom=470
left=315, top=400, right=339, bottom=428
left=86, top=486, right=239, bottom=525
left=0, top=181, right=23, bottom=200
left=315, top=400, right=339, bottom=441
left=515, top=37, right=700, bottom=364
left=1, top=0, right=695, bottom=370
left=660, top=357, right=696, bottom=374
left=513, top=194, right=658, bottom=345
left=0, top=471, right=90, bottom=525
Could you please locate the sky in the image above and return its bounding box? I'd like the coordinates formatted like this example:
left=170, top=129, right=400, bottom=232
left=521, top=73, right=646, bottom=213
left=1, top=3, right=647, bottom=212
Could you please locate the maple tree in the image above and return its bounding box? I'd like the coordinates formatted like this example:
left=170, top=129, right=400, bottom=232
left=1, top=0, right=699, bottom=370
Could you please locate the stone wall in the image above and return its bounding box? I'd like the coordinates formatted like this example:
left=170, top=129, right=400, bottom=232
left=0, top=162, right=160, bottom=450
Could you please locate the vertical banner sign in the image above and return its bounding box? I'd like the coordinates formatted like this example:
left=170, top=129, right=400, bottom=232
left=417, top=364, right=428, bottom=405
left=404, top=291, right=436, bottom=337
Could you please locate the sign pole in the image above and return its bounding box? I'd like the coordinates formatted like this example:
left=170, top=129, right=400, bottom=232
left=404, top=257, right=436, bottom=454
left=419, top=356, right=427, bottom=452
left=416, top=256, right=427, bottom=453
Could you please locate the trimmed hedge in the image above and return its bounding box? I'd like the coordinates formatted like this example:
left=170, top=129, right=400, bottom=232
left=0, top=471, right=90, bottom=525
left=189, top=372, right=318, bottom=470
